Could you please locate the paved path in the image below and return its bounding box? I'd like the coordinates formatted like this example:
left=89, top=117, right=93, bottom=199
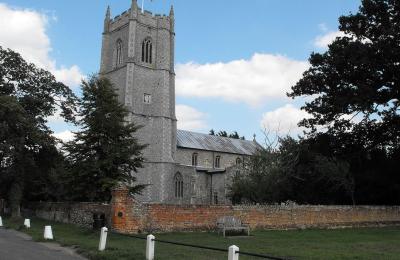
left=0, top=228, right=86, bottom=260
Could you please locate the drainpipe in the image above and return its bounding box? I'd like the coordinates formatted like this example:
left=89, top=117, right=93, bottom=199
left=210, top=173, right=213, bottom=205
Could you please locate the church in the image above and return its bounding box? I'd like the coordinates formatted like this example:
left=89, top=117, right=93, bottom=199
left=99, top=0, right=260, bottom=205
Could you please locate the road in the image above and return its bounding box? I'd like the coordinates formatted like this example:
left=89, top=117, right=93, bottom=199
left=0, top=228, right=86, bottom=260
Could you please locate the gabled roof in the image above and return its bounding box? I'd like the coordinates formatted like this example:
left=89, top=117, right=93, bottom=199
left=177, top=130, right=261, bottom=155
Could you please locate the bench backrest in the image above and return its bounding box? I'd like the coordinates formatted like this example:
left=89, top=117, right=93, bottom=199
left=218, top=216, right=242, bottom=227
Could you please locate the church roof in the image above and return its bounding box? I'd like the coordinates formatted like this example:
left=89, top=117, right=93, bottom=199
left=177, top=130, right=261, bottom=155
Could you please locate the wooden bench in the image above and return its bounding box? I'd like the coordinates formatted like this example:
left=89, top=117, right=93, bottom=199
left=217, top=216, right=250, bottom=237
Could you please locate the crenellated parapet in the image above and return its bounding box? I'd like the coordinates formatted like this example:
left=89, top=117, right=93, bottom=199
left=105, top=1, right=174, bottom=34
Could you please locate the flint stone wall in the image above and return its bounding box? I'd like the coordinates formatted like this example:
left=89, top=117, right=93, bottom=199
left=23, top=202, right=111, bottom=228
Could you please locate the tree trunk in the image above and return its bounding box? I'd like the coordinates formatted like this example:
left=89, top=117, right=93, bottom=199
left=8, top=182, right=23, bottom=218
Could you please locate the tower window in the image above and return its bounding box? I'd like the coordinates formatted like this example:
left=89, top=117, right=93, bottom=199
left=116, top=39, right=123, bottom=66
left=141, top=38, right=152, bottom=64
left=174, top=172, right=183, bottom=198
left=143, top=93, right=151, bottom=104
left=192, top=153, right=198, bottom=166
left=214, top=156, right=221, bottom=168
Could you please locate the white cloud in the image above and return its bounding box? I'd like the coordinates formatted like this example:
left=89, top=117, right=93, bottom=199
left=260, top=104, right=310, bottom=136
left=176, top=104, right=208, bottom=131
left=47, top=107, right=64, bottom=123
left=53, top=130, right=75, bottom=142
left=0, top=3, right=84, bottom=88
left=176, top=53, right=309, bottom=106
left=318, top=23, right=328, bottom=32
left=314, top=30, right=345, bottom=49
left=52, top=65, right=83, bottom=87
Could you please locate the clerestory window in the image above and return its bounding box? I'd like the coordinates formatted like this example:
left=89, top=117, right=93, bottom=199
left=214, top=156, right=221, bottom=168
left=192, top=153, right=198, bottom=166
left=236, top=157, right=241, bottom=165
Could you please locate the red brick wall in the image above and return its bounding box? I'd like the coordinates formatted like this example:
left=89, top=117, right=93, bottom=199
left=111, top=186, right=400, bottom=233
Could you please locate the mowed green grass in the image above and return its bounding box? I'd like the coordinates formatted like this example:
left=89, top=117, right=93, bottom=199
left=3, top=217, right=400, bottom=259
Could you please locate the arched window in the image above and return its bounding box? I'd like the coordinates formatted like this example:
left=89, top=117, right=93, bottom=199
left=214, top=156, right=221, bottom=168
left=174, top=172, right=183, bottom=198
left=236, top=157, right=241, bottom=165
left=141, top=38, right=152, bottom=63
left=116, top=40, right=123, bottom=66
left=192, top=153, right=198, bottom=166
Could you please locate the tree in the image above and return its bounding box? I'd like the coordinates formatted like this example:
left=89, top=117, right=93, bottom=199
left=228, top=136, right=356, bottom=205
left=64, top=76, right=146, bottom=202
left=0, top=46, right=77, bottom=216
left=288, top=0, right=400, bottom=151
left=209, top=129, right=245, bottom=140
left=217, top=130, right=228, bottom=137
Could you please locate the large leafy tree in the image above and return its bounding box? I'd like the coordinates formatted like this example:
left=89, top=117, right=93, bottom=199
left=288, top=0, right=400, bottom=151
left=228, top=137, right=354, bottom=205
left=64, top=76, right=146, bottom=202
left=0, top=46, right=77, bottom=216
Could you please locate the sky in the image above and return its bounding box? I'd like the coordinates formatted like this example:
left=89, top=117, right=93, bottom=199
left=0, top=0, right=361, bottom=143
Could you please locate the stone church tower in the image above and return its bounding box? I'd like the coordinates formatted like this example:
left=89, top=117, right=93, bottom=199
left=99, top=0, right=177, bottom=202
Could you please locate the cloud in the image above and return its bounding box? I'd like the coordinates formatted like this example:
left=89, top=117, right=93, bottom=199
left=0, top=3, right=84, bottom=88
left=53, top=130, right=75, bottom=142
left=318, top=23, right=328, bottom=32
left=52, top=65, right=83, bottom=87
left=176, top=53, right=309, bottom=106
left=260, top=104, right=310, bottom=136
left=176, top=104, right=208, bottom=131
left=314, top=30, right=345, bottom=49
left=47, top=107, right=64, bottom=124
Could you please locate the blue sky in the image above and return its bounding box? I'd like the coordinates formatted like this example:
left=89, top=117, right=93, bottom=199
left=0, top=0, right=361, bottom=142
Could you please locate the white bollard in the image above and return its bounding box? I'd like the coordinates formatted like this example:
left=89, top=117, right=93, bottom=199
left=44, top=225, right=53, bottom=240
left=98, top=227, right=108, bottom=251
left=228, top=245, right=239, bottom=260
left=146, top=234, right=155, bottom=260
left=24, top=219, right=30, bottom=228
left=0, top=216, right=3, bottom=227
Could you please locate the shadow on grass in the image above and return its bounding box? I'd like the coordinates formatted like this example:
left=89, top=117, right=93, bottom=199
left=3, top=217, right=400, bottom=260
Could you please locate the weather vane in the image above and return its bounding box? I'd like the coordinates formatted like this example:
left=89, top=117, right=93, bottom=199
left=141, top=0, right=153, bottom=14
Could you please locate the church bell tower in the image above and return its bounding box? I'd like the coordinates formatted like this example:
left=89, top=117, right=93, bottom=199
left=99, top=0, right=177, bottom=202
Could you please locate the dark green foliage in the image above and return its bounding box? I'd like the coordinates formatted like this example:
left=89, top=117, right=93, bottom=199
left=288, top=0, right=400, bottom=151
left=282, top=0, right=400, bottom=205
left=0, top=46, right=77, bottom=216
left=64, top=76, right=146, bottom=202
left=229, top=137, right=355, bottom=205
left=209, top=129, right=245, bottom=140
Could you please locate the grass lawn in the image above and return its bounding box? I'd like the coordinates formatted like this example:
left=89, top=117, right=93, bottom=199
left=3, top=217, right=400, bottom=259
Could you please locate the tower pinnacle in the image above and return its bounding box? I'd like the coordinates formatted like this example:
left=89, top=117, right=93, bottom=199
left=169, top=5, right=174, bottom=17
left=105, top=5, right=111, bottom=20
left=130, top=0, right=138, bottom=18
left=104, top=6, right=111, bottom=33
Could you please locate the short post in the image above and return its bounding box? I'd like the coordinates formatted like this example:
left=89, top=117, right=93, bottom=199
left=146, top=234, right=155, bottom=260
left=24, top=219, right=30, bottom=228
left=44, top=225, right=53, bottom=240
left=98, top=227, right=108, bottom=251
left=228, top=245, right=239, bottom=260
left=0, top=216, right=3, bottom=227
